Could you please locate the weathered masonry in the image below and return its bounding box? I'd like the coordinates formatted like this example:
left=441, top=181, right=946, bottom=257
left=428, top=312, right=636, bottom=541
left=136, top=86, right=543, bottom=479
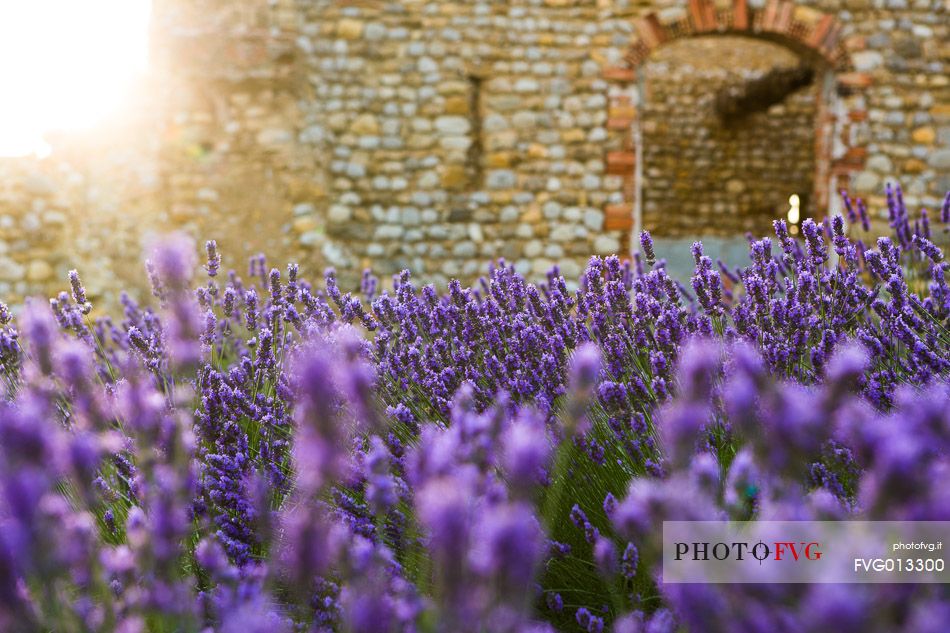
left=0, top=0, right=947, bottom=303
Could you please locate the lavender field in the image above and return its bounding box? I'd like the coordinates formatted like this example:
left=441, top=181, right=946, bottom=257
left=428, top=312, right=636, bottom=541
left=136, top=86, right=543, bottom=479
left=0, top=187, right=948, bottom=632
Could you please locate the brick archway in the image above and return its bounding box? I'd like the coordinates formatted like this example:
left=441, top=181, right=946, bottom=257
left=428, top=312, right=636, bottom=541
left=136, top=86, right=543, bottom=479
left=602, top=0, right=870, bottom=253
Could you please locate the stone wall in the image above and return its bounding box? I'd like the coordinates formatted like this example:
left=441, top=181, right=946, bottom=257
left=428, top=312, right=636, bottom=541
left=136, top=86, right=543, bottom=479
left=0, top=158, right=71, bottom=298
left=0, top=103, right=161, bottom=306
left=0, top=0, right=946, bottom=306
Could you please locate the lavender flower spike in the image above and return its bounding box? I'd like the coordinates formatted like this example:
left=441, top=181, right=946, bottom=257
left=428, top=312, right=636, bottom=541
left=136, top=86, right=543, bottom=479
left=639, top=230, right=657, bottom=267
left=205, top=239, right=221, bottom=277
left=68, top=269, right=92, bottom=314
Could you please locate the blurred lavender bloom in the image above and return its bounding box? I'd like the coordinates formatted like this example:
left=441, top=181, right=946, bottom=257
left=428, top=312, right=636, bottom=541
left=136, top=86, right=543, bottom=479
left=502, top=409, right=552, bottom=494
left=68, top=270, right=92, bottom=315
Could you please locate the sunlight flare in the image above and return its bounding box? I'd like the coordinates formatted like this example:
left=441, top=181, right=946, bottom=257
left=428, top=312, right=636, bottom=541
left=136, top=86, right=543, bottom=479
left=0, top=0, right=151, bottom=156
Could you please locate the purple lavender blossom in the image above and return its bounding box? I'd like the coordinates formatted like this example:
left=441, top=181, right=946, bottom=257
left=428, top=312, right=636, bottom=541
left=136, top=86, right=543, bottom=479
left=68, top=270, right=92, bottom=314
left=1, top=189, right=948, bottom=632
left=205, top=240, right=221, bottom=277
left=639, top=231, right=656, bottom=267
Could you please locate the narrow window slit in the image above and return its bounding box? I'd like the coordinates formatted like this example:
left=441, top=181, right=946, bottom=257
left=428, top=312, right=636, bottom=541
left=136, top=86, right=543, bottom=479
left=466, top=74, right=484, bottom=189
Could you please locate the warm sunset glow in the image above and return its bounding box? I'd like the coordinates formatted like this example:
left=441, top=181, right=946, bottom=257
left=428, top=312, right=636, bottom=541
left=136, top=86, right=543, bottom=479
left=0, top=1, right=152, bottom=157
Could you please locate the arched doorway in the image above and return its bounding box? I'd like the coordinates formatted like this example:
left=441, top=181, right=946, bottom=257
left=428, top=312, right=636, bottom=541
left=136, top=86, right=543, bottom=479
left=640, top=36, right=818, bottom=238
left=601, top=0, right=870, bottom=260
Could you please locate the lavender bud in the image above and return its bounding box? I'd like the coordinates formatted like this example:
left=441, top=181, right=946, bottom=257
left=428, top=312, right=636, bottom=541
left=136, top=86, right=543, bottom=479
left=68, top=270, right=92, bottom=314
left=639, top=231, right=656, bottom=267
left=593, top=536, right=617, bottom=577
left=204, top=240, right=221, bottom=277
left=244, top=290, right=258, bottom=331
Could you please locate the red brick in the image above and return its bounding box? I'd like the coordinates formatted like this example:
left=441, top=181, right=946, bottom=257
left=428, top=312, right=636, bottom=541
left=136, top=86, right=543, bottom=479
left=806, top=14, right=835, bottom=49
left=762, top=0, right=780, bottom=30
left=841, top=147, right=868, bottom=166
left=688, top=0, right=705, bottom=31
left=837, top=72, right=873, bottom=89
left=732, top=0, right=749, bottom=30
left=774, top=1, right=794, bottom=33
left=623, top=41, right=650, bottom=67
left=603, top=66, right=636, bottom=82
left=688, top=0, right=716, bottom=32
left=634, top=14, right=666, bottom=49
left=831, top=162, right=860, bottom=177
left=606, top=151, right=636, bottom=175
left=647, top=14, right=667, bottom=43
left=605, top=205, right=634, bottom=231
left=844, top=34, right=866, bottom=52
left=703, top=1, right=716, bottom=31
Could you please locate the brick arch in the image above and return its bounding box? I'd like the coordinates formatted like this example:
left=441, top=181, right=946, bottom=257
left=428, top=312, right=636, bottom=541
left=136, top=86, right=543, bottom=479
left=601, top=0, right=871, bottom=253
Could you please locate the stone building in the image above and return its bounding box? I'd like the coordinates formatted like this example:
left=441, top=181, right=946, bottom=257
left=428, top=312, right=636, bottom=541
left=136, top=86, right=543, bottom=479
left=0, top=0, right=948, bottom=303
